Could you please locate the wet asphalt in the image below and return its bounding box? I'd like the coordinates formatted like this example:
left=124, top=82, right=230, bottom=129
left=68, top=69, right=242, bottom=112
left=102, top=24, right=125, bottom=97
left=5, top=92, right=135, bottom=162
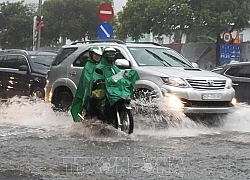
left=0, top=98, right=250, bottom=180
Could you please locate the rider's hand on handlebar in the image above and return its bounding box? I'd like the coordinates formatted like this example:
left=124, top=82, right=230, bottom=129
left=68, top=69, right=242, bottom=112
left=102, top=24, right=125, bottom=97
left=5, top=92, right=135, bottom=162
left=82, top=109, right=87, bottom=116
left=123, top=70, right=129, bottom=77
left=95, top=79, right=105, bottom=85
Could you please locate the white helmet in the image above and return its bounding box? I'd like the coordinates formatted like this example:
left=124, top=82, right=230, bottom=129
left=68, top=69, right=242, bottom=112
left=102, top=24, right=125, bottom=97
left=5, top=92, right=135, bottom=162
left=89, top=46, right=103, bottom=56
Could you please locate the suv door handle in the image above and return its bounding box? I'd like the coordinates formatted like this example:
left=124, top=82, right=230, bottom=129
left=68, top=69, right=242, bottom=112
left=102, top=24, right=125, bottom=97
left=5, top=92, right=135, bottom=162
left=70, top=71, right=77, bottom=76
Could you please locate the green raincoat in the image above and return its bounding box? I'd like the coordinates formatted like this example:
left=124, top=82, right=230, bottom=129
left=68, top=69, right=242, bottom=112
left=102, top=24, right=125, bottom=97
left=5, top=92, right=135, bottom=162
left=70, top=56, right=139, bottom=122
left=95, top=58, right=139, bottom=106
left=105, top=69, right=139, bottom=105
left=70, top=57, right=101, bottom=122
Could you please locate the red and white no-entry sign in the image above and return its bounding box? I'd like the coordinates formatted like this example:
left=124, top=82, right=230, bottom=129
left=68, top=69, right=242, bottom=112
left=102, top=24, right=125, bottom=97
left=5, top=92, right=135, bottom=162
left=98, top=3, right=114, bottom=22
left=222, top=31, right=232, bottom=43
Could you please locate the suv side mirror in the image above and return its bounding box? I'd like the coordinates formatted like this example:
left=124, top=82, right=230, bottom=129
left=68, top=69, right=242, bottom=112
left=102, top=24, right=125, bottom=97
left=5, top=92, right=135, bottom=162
left=18, top=65, right=29, bottom=72
left=115, top=59, right=130, bottom=68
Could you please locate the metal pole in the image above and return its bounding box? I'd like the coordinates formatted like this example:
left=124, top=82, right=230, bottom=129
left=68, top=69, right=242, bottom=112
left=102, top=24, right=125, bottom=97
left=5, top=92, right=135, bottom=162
left=37, top=0, right=42, bottom=51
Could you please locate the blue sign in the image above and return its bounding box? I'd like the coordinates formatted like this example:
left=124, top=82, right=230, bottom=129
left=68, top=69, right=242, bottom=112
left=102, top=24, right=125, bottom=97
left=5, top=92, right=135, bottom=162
left=97, top=22, right=113, bottom=40
left=220, top=44, right=241, bottom=63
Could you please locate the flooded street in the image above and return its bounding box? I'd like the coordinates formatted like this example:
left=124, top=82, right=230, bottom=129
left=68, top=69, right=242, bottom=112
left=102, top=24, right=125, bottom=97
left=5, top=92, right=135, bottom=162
left=0, top=97, right=250, bottom=180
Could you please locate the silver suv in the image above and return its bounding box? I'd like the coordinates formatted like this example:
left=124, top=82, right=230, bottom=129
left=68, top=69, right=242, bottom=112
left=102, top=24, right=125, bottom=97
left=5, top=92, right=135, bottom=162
left=45, top=40, right=236, bottom=114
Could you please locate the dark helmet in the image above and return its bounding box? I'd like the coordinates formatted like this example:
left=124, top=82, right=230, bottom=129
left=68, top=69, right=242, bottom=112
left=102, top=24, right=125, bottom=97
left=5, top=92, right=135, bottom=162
left=103, top=47, right=117, bottom=63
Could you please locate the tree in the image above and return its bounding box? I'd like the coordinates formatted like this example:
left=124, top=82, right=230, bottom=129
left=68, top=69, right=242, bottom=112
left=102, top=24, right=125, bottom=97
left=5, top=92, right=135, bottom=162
left=189, top=0, right=250, bottom=65
left=41, top=0, right=113, bottom=46
left=115, top=0, right=194, bottom=42
left=115, top=0, right=250, bottom=64
left=0, top=2, right=35, bottom=49
left=114, top=0, right=149, bottom=41
left=116, top=0, right=250, bottom=42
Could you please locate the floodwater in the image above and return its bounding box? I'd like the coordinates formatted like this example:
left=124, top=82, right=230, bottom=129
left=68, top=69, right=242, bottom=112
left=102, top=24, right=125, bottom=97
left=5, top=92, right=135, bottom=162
left=0, top=97, right=250, bottom=180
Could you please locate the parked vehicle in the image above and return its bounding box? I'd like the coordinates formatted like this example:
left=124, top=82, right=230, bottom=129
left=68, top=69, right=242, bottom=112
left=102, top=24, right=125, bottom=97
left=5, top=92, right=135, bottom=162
left=45, top=40, right=236, bottom=116
left=0, top=49, right=57, bottom=100
left=212, top=61, right=250, bottom=104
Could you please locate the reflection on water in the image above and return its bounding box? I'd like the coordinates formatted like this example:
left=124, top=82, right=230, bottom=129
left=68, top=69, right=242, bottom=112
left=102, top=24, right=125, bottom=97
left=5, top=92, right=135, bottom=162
left=0, top=97, right=250, bottom=140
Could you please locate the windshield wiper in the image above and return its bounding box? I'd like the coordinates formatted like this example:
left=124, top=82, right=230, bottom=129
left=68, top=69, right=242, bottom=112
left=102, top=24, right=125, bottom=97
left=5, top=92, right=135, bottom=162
left=163, top=52, right=192, bottom=67
left=33, top=62, right=50, bottom=67
left=145, top=49, right=171, bottom=67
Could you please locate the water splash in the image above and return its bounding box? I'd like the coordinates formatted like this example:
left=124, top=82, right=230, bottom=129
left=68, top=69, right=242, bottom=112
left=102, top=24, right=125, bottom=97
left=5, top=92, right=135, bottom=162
left=0, top=97, right=131, bottom=141
left=132, top=97, right=250, bottom=138
left=0, top=96, right=71, bottom=128
left=0, top=97, right=250, bottom=140
left=222, top=103, right=250, bottom=132
left=68, top=120, right=132, bottom=141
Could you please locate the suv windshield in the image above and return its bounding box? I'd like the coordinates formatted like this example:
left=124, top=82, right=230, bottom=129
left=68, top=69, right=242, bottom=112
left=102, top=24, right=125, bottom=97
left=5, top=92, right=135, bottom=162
left=29, top=54, right=56, bottom=69
left=128, top=47, right=193, bottom=68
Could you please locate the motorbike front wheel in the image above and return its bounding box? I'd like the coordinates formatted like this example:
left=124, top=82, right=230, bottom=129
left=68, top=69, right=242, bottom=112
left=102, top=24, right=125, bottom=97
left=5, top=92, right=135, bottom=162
left=116, top=108, right=134, bottom=134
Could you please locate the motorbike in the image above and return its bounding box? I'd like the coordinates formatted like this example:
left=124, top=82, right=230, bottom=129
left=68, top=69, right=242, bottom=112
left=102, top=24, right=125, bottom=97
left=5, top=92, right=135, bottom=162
left=79, top=68, right=134, bottom=134
left=108, top=98, right=134, bottom=134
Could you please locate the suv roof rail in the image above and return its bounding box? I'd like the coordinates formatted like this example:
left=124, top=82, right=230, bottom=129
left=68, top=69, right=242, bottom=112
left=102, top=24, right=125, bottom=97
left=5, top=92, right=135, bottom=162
left=0, top=49, right=29, bottom=55
left=126, top=41, right=162, bottom=46
left=71, top=39, right=126, bottom=45
left=38, top=50, right=59, bottom=54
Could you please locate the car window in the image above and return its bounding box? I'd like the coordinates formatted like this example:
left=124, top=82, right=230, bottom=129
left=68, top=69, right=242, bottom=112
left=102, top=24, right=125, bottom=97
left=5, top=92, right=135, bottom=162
left=0, top=55, right=4, bottom=67
left=128, top=47, right=192, bottom=67
left=17, top=55, right=29, bottom=68
left=72, top=47, right=126, bottom=68
left=238, top=65, right=250, bottom=78
left=225, top=66, right=240, bottom=76
left=73, top=51, right=89, bottom=67
left=4, top=55, right=19, bottom=69
left=29, top=54, right=55, bottom=69
left=52, top=47, right=77, bottom=66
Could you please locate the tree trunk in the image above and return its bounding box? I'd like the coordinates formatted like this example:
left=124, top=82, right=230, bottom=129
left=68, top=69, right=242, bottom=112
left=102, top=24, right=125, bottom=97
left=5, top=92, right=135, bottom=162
left=62, top=36, right=66, bottom=45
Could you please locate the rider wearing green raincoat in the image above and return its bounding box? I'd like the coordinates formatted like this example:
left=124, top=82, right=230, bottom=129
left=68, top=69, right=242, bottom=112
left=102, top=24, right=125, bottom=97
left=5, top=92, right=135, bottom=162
left=99, top=47, right=139, bottom=105
left=70, top=46, right=103, bottom=122
left=93, top=47, right=139, bottom=122
left=71, top=46, right=139, bottom=123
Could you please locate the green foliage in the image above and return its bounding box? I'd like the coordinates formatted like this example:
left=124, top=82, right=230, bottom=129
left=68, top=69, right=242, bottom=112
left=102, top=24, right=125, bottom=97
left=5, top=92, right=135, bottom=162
left=1, top=0, right=250, bottom=47
left=115, top=0, right=250, bottom=42
left=0, top=2, right=35, bottom=49
left=0, top=0, right=114, bottom=48
left=42, top=0, right=113, bottom=46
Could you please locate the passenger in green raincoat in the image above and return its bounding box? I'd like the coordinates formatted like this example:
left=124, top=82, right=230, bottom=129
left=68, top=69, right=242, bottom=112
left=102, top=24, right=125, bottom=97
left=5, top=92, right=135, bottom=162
left=93, top=47, right=139, bottom=123
left=70, top=46, right=103, bottom=122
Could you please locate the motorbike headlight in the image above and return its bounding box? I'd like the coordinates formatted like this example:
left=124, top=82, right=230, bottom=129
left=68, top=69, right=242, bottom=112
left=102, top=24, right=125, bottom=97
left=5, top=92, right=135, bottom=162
left=225, top=78, right=232, bottom=89
left=161, top=77, right=188, bottom=87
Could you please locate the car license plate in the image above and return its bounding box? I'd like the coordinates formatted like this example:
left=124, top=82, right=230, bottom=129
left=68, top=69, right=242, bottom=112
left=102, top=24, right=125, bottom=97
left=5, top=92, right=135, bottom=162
left=202, top=93, right=222, bottom=100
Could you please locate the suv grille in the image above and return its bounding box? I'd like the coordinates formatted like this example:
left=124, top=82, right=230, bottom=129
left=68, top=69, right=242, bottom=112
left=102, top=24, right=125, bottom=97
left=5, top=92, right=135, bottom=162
left=181, top=98, right=233, bottom=107
left=186, top=79, right=226, bottom=90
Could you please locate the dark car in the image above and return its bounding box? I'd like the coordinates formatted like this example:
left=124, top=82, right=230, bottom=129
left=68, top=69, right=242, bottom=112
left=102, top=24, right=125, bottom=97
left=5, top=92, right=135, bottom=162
left=212, top=61, right=250, bottom=103
left=0, top=49, right=57, bottom=100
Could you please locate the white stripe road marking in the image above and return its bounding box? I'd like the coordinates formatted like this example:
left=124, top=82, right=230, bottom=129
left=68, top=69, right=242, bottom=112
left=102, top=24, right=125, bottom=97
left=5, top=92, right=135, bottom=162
left=100, top=10, right=112, bottom=15
left=100, top=25, right=110, bottom=38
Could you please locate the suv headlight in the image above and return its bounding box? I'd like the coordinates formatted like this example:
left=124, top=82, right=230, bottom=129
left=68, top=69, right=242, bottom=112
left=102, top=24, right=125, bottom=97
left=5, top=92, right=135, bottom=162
left=161, top=77, right=188, bottom=87
left=225, top=78, right=232, bottom=89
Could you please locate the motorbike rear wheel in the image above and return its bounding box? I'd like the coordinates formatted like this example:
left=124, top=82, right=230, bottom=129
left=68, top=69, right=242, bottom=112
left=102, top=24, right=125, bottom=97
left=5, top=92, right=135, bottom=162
left=116, top=108, right=134, bottom=134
